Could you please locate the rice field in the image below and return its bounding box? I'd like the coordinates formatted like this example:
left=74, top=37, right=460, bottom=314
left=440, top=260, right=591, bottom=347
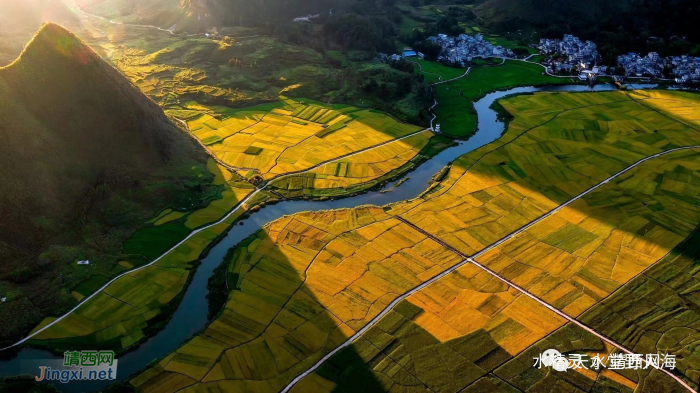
left=579, top=199, right=700, bottom=390
left=289, top=148, right=700, bottom=392
left=287, top=90, right=700, bottom=392
left=115, top=89, right=700, bottom=392
left=267, top=131, right=454, bottom=198
left=411, top=58, right=467, bottom=84
left=400, top=90, right=700, bottom=257
left=130, top=207, right=462, bottom=391
left=290, top=266, right=684, bottom=392
left=187, top=98, right=423, bottom=180
left=33, top=89, right=700, bottom=392
left=432, top=60, right=574, bottom=137
left=488, top=323, right=681, bottom=392
left=475, top=148, right=700, bottom=318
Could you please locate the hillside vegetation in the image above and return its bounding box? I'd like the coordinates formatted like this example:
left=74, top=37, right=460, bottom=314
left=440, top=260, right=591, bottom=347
left=476, top=0, right=700, bottom=61
left=0, top=23, right=216, bottom=344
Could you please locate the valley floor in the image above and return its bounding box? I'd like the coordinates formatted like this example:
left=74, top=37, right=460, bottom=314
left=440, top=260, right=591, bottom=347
left=128, top=89, right=700, bottom=393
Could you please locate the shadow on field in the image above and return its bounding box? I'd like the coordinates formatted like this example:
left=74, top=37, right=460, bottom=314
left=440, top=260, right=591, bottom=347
left=130, top=226, right=388, bottom=392
left=396, top=89, right=700, bottom=390
left=131, top=90, right=700, bottom=392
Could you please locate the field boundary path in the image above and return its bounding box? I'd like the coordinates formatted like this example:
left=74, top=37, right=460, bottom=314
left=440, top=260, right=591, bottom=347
left=281, top=145, right=700, bottom=393
left=0, top=126, right=432, bottom=351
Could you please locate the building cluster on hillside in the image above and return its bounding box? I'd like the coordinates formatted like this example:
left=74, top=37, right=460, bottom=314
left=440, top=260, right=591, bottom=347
left=428, top=33, right=515, bottom=66
left=538, top=34, right=599, bottom=71
left=617, top=52, right=700, bottom=83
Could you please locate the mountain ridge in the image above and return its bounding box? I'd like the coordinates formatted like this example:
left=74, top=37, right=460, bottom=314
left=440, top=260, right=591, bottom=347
left=0, top=22, right=213, bottom=343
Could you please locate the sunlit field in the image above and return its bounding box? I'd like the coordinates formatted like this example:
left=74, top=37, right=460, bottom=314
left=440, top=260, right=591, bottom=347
left=186, top=98, right=424, bottom=180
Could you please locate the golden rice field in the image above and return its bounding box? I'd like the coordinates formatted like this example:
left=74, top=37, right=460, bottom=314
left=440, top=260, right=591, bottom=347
left=287, top=90, right=700, bottom=391
left=118, top=90, right=700, bottom=392
left=292, top=148, right=700, bottom=393
left=187, top=99, right=423, bottom=180
left=295, top=262, right=570, bottom=393
left=291, top=265, right=683, bottom=392
left=475, top=148, right=700, bottom=319
left=486, top=323, right=681, bottom=392
left=25, top=100, right=428, bottom=350
left=28, top=160, right=255, bottom=350
left=395, top=90, right=700, bottom=256
left=26, top=89, right=700, bottom=392
left=268, top=131, right=451, bottom=198
left=131, top=207, right=462, bottom=392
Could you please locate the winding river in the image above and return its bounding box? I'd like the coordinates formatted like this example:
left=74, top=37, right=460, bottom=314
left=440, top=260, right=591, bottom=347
left=0, top=83, right=653, bottom=391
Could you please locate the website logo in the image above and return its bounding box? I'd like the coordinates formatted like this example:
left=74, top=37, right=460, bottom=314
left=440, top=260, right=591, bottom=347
left=31, top=351, right=118, bottom=383
left=533, top=349, right=676, bottom=372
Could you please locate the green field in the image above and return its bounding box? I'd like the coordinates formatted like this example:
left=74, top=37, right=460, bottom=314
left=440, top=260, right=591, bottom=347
left=27, top=159, right=255, bottom=351
left=410, top=58, right=466, bottom=84
left=433, top=60, right=574, bottom=137
left=77, top=22, right=431, bottom=125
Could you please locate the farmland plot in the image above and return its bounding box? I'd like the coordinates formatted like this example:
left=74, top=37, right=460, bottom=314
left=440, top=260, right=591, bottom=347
left=187, top=99, right=423, bottom=180
left=400, top=91, right=700, bottom=257
left=268, top=132, right=454, bottom=198
left=293, top=148, right=700, bottom=393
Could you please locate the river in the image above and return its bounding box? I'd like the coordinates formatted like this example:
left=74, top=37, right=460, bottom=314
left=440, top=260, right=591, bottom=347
left=0, top=83, right=653, bottom=391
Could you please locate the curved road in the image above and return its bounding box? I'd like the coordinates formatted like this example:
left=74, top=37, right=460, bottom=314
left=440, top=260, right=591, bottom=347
left=282, top=145, right=700, bottom=393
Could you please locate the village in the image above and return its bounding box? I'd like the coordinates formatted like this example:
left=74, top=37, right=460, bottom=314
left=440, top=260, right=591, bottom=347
left=428, top=33, right=515, bottom=66
left=617, top=52, right=700, bottom=83
left=537, top=34, right=603, bottom=79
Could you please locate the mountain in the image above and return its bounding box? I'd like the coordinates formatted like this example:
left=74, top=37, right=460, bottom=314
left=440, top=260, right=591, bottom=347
left=75, top=0, right=336, bottom=31
left=0, top=23, right=210, bottom=340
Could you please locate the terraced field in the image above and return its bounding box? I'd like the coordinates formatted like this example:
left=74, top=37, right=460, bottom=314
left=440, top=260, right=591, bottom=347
left=187, top=98, right=424, bottom=180
left=128, top=90, right=700, bottom=392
